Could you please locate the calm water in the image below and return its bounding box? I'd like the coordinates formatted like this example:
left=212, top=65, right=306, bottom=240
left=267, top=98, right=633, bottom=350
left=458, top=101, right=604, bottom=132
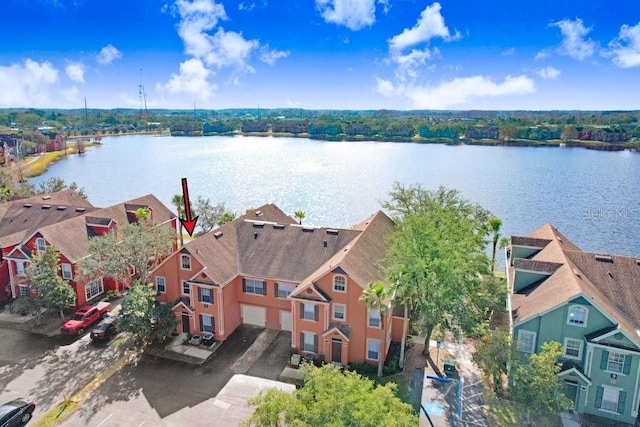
left=31, top=135, right=640, bottom=257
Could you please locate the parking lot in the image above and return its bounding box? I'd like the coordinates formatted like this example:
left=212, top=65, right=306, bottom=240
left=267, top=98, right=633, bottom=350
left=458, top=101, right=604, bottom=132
left=60, top=325, right=294, bottom=426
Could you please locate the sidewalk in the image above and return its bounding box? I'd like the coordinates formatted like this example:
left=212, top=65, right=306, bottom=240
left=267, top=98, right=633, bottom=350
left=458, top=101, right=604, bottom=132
left=145, top=332, right=219, bottom=365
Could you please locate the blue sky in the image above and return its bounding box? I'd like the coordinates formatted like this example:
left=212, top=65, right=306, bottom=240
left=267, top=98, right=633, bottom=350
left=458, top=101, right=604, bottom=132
left=1, top=0, right=639, bottom=110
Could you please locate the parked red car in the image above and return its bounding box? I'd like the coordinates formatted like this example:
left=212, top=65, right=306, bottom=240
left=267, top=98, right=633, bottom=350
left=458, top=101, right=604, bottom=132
left=61, top=302, right=111, bottom=335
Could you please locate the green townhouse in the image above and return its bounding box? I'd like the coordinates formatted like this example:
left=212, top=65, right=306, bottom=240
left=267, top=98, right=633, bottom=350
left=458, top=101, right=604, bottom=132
left=508, top=224, right=640, bottom=425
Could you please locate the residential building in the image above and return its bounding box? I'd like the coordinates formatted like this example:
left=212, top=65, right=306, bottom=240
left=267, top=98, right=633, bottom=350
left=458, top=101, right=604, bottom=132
left=151, top=204, right=401, bottom=366
left=1, top=192, right=176, bottom=306
left=508, top=224, right=640, bottom=424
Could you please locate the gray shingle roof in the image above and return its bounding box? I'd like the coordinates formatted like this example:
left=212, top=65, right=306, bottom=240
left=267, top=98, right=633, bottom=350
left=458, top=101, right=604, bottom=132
left=0, top=190, right=96, bottom=247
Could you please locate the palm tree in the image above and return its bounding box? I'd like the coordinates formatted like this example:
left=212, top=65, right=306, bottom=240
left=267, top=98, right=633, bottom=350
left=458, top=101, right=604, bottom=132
left=389, top=267, right=415, bottom=369
left=294, top=210, right=306, bottom=225
left=359, top=281, right=390, bottom=377
left=488, top=217, right=502, bottom=273
left=172, top=194, right=185, bottom=247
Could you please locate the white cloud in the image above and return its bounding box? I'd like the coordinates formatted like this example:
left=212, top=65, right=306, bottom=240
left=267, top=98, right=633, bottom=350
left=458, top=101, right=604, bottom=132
left=378, top=0, right=390, bottom=15
left=501, top=48, right=516, bottom=56
left=374, top=77, right=395, bottom=97
left=388, top=2, right=460, bottom=53
left=96, top=44, right=123, bottom=65
left=176, top=0, right=227, bottom=58
left=238, top=2, right=255, bottom=11
left=316, top=0, right=376, bottom=31
left=204, top=28, right=259, bottom=72
left=156, top=58, right=215, bottom=100
left=393, top=48, right=436, bottom=80
left=552, top=18, right=597, bottom=61
left=608, top=21, right=640, bottom=68
left=535, top=50, right=550, bottom=61
left=408, top=75, right=536, bottom=108
left=0, top=59, right=59, bottom=107
left=65, top=63, right=85, bottom=83
left=260, top=46, right=290, bottom=65
left=537, top=66, right=561, bottom=80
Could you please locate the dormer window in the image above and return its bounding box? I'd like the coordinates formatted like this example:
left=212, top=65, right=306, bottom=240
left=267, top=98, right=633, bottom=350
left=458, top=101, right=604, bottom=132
left=181, top=255, right=191, bottom=270
left=333, top=275, right=346, bottom=292
left=36, top=238, right=46, bottom=253
left=567, top=305, right=588, bottom=327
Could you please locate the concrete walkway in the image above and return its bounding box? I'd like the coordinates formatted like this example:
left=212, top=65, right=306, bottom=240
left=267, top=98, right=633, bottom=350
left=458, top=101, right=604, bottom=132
left=164, top=332, right=218, bottom=361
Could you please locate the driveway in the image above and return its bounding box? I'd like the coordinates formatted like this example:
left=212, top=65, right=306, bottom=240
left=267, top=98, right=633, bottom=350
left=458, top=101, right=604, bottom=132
left=61, top=325, right=294, bottom=426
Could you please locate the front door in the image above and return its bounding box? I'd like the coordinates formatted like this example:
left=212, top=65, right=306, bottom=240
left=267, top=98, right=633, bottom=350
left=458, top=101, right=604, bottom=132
left=565, top=381, right=578, bottom=409
left=331, top=339, right=342, bottom=363
left=182, top=313, right=190, bottom=334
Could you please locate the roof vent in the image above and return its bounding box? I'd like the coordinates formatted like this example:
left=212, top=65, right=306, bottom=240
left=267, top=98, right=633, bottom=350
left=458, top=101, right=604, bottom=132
left=56, top=206, right=67, bottom=211
left=326, top=229, right=339, bottom=235
left=41, top=205, right=51, bottom=210
left=323, top=240, right=327, bottom=248
left=23, top=203, right=32, bottom=208
left=302, top=226, right=314, bottom=233
left=572, top=268, right=582, bottom=279
left=595, top=255, right=613, bottom=263
left=273, top=224, right=285, bottom=230
left=75, top=207, right=86, bottom=213
left=254, top=232, right=258, bottom=240
left=607, top=271, right=614, bottom=279
left=636, top=259, right=640, bottom=267
left=255, top=210, right=263, bottom=217
left=42, top=195, right=51, bottom=200
left=252, top=222, right=264, bottom=228
left=213, top=231, right=223, bottom=239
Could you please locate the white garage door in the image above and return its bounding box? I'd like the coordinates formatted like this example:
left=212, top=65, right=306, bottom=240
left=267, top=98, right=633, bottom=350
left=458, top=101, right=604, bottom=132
left=242, top=304, right=266, bottom=327
left=280, top=310, right=292, bottom=332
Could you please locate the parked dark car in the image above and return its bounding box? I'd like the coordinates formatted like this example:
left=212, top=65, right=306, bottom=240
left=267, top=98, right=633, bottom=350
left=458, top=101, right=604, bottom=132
left=89, top=314, right=119, bottom=342
left=0, top=398, right=36, bottom=427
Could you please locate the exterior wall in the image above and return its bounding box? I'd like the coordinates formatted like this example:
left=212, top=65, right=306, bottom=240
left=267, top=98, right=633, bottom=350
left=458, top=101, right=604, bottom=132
left=0, top=257, right=8, bottom=300
left=291, top=271, right=394, bottom=366
left=582, top=345, right=640, bottom=424
left=152, top=251, right=204, bottom=305
left=221, top=277, right=242, bottom=340
left=236, top=276, right=293, bottom=330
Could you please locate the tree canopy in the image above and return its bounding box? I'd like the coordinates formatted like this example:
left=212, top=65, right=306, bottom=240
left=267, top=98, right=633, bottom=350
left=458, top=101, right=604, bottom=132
left=26, top=245, right=76, bottom=321
left=383, top=183, right=504, bottom=353
left=194, top=196, right=235, bottom=235
left=511, top=341, right=574, bottom=419
left=244, top=363, right=417, bottom=427
left=81, top=220, right=175, bottom=287
left=118, top=283, right=177, bottom=344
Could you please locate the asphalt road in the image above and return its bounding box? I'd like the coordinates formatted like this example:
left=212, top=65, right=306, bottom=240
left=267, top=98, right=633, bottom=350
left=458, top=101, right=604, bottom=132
left=0, top=327, right=125, bottom=421
left=61, top=326, right=293, bottom=427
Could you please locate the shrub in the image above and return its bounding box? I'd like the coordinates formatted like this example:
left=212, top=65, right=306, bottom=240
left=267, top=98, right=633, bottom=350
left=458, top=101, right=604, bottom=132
left=100, top=290, right=120, bottom=302
left=11, top=297, right=39, bottom=316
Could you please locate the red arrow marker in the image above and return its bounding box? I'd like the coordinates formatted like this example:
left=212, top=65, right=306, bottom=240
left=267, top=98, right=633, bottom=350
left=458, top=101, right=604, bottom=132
left=180, top=178, right=199, bottom=237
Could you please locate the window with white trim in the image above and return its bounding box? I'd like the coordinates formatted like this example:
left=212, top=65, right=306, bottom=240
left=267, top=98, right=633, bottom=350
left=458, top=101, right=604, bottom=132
left=567, top=305, right=588, bottom=327
left=61, top=263, right=73, bottom=280
left=182, top=281, right=190, bottom=295
left=276, top=282, right=295, bottom=298
left=607, top=352, right=625, bottom=374
left=155, top=276, right=166, bottom=293
left=333, top=275, right=346, bottom=292
left=302, top=303, right=317, bottom=321
left=198, top=287, right=213, bottom=303
left=200, top=314, right=214, bottom=333
left=181, top=254, right=191, bottom=270
left=563, top=338, right=583, bottom=360
left=18, top=285, right=29, bottom=297
left=85, top=278, right=103, bottom=300
left=367, top=339, right=380, bottom=361
left=302, top=332, right=317, bottom=353
left=368, top=309, right=380, bottom=328
left=516, top=329, right=537, bottom=353
left=36, top=238, right=46, bottom=253
left=602, top=388, right=619, bottom=412
left=15, top=261, right=26, bottom=276
left=244, top=279, right=266, bottom=295
left=333, top=304, right=346, bottom=321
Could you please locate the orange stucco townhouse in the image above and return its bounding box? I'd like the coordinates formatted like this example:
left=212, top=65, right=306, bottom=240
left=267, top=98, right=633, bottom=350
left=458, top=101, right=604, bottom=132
left=152, top=203, right=405, bottom=367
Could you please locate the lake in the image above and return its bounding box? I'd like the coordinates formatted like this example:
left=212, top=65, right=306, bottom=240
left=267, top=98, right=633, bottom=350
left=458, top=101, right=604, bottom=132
left=30, top=135, right=640, bottom=258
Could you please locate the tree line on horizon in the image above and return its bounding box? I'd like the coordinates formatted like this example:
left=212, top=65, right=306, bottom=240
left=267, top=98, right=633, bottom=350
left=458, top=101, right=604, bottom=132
left=2, top=107, right=640, bottom=142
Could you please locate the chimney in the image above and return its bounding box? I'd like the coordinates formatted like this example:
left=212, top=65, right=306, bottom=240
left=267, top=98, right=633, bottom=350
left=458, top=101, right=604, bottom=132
left=254, top=232, right=258, bottom=240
